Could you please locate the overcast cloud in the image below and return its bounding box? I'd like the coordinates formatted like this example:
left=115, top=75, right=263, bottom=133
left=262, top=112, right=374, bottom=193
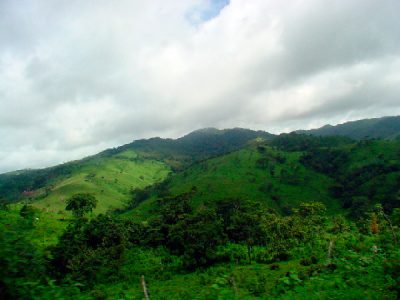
left=1, top=0, right=400, bottom=173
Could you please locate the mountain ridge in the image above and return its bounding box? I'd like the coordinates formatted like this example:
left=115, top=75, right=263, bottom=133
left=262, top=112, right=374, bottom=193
left=2, top=116, right=400, bottom=206
left=0, top=127, right=273, bottom=204
left=296, top=115, right=400, bottom=140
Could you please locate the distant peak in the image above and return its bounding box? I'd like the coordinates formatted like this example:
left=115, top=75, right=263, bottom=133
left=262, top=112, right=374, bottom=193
left=179, top=128, right=217, bottom=139
left=297, top=115, right=400, bottom=140
left=190, top=127, right=220, bottom=134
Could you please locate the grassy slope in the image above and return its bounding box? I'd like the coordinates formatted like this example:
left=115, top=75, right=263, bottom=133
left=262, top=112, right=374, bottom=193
left=1, top=149, right=171, bottom=266
left=129, top=145, right=340, bottom=220
left=33, top=150, right=170, bottom=214
left=0, top=206, right=67, bottom=250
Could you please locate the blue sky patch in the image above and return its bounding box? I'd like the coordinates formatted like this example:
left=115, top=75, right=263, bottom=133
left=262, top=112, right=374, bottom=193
left=186, top=0, right=230, bottom=25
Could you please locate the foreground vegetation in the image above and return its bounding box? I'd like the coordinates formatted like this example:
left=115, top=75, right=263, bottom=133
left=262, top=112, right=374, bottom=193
left=1, top=197, right=399, bottom=299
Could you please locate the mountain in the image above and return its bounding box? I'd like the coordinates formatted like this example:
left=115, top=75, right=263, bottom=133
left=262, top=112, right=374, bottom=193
left=3, top=115, right=400, bottom=210
left=297, top=116, right=400, bottom=140
left=110, top=127, right=274, bottom=169
left=0, top=128, right=273, bottom=208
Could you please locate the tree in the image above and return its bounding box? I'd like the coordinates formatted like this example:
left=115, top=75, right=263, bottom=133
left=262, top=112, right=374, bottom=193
left=50, top=214, right=127, bottom=285
left=154, top=194, right=225, bottom=268
left=19, top=204, right=36, bottom=220
left=296, top=202, right=327, bottom=239
left=260, top=213, right=297, bottom=261
left=66, top=193, right=97, bottom=218
left=19, top=204, right=37, bottom=227
left=167, top=206, right=225, bottom=268
left=216, top=199, right=263, bottom=262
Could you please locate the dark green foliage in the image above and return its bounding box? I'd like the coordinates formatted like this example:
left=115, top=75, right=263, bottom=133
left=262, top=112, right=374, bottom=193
left=300, top=148, right=349, bottom=175
left=274, top=270, right=303, bottom=295
left=66, top=193, right=98, bottom=218
left=330, top=215, right=350, bottom=233
left=0, top=210, right=81, bottom=299
left=19, top=204, right=38, bottom=228
left=19, top=204, right=36, bottom=220
left=259, top=204, right=326, bottom=262
left=170, top=207, right=225, bottom=268
left=383, top=250, right=400, bottom=296
left=270, top=133, right=353, bottom=152
left=348, top=196, right=370, bottom=218
left=144, top=193, right=225, bottom=268
left=215, top=199, right=263, bottom=262
left=50, top=214, right=127, bottom=286
left=392, top=208, right=400, bottom=225
left=274, top=136, right=400, bottom=218
left=129, top=187, right=151, bottom=208
left=127, top=195, right=328, bottom=269
left=215, top=199, right=261, bottom=242
left=157, top=192, right=193, bottom=226
left=0, top=224, right=43, bottom=299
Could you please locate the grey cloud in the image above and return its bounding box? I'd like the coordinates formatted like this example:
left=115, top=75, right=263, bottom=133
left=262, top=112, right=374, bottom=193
left=279, top=0, right=400, bottom=78
left=1, top=0, right=400, bottom=173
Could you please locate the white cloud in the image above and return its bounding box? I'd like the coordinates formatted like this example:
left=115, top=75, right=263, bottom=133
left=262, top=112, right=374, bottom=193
left=1, top=0, right=400, bottom=172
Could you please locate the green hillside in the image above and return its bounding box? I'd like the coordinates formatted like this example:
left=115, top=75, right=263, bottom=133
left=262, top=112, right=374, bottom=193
left=0, top=128, right=273, bottom=206
left=271, top=134, right=400, bottom=206
left=128, top=144, right=340, bottom=220
left=33, top=150, right=170, bottom=214
left=118, top=133, right=400, bottom=224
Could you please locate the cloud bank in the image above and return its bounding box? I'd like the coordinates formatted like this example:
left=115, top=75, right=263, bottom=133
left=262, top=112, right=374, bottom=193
left=1, top=0, right=400, bottom=172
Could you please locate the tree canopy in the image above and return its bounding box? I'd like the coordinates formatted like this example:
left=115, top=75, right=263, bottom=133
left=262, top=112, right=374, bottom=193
left=66, top=193, right=97, bottom=217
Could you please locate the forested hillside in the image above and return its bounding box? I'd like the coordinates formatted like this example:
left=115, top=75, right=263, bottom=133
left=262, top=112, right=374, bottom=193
left=126, top=143, right=340, bottom=221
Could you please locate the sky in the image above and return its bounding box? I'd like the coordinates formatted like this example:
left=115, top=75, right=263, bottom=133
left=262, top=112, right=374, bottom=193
left=1, top=0, right=400, bottom=173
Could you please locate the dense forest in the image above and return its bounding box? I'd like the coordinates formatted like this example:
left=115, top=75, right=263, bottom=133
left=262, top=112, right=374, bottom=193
left=1, top=122, right=400, bottom=299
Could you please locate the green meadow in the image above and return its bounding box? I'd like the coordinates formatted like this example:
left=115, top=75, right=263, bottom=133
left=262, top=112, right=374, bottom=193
left=32, top=150, right=170, bottom=214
